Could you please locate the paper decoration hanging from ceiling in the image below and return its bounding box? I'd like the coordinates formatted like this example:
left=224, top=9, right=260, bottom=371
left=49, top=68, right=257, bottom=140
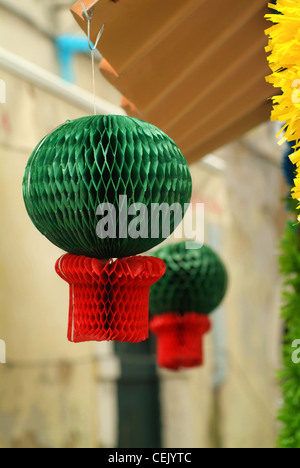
left=23, top=115, right=192, bottom=343
left=149, top=241, right=228, bottom=370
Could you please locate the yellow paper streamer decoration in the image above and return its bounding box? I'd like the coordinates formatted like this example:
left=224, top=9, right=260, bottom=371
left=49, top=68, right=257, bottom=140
left=265, top=1, right=300, bottom=210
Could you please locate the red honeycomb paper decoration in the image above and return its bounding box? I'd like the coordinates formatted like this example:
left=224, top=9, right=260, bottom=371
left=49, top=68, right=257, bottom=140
left=150, top=312, right=211, bottom=370
left=56, top=254, right=166, bottom=343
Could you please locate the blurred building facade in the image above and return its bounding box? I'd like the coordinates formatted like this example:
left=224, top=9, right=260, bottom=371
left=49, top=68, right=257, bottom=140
left=0, top=1, right=285, bottom=448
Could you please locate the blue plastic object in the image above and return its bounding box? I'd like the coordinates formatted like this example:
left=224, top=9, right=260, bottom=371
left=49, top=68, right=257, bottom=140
left=55, top=34, right=98, bottom=82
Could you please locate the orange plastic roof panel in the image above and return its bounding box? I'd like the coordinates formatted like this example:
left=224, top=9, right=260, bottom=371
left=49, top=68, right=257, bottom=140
left=71, top=0, right=275, bottom=162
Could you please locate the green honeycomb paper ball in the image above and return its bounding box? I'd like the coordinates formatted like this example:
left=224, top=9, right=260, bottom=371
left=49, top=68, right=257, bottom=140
left=22, top=115, right=192, bottom=259
left=149, top=241, right=228, bottom=316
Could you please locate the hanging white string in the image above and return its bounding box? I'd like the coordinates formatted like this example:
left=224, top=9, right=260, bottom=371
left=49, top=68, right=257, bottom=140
left=80, top=1, right=106, bottom=115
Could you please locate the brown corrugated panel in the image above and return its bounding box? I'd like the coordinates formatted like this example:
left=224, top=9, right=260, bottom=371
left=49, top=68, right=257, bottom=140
left=71, top=0, right=275, bottom=163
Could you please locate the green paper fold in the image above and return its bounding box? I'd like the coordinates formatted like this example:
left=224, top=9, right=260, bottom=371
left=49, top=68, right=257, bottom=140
left=23, top=115, right=192, bottom=259
left=149, top=241, right=228, bottom=316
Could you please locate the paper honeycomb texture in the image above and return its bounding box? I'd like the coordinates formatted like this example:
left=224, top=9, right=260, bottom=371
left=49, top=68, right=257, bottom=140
left=150, top=312, right=211, bottom=370
left=56, top=253, right=166, bottom=343
left=23, top=115, right=192, bottom=259
left=149, top=241, right=228, bottom=316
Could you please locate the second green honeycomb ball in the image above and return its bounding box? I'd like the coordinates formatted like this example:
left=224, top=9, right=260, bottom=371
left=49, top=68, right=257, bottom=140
left=149, top=241, right=228, bottom=316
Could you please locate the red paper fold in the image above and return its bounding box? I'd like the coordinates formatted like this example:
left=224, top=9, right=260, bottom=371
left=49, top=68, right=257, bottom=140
left=150, top=312, right=211, bottom=370
left=55, top=254, right=166, bottom=343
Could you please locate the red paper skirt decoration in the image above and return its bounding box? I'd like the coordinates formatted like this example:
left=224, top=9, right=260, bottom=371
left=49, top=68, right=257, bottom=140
left=150, top=312, right=211, bottom=370
left=56, top=254, right=166, bottom=343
